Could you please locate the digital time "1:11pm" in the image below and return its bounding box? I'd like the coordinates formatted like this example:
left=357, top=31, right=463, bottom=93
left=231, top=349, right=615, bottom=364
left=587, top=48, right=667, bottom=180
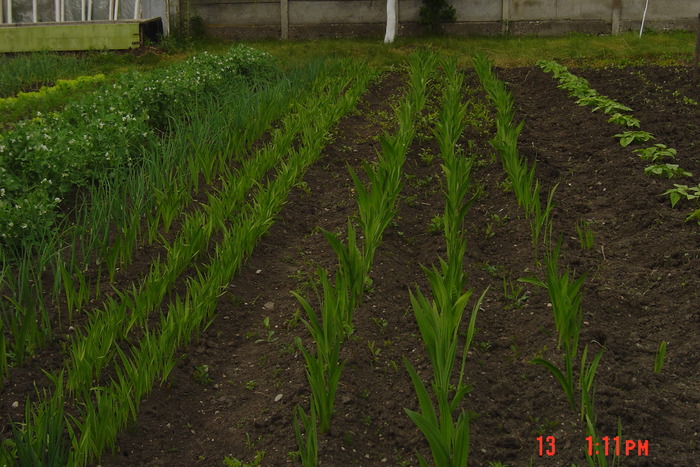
left=586, top=436, right=650, bottom=456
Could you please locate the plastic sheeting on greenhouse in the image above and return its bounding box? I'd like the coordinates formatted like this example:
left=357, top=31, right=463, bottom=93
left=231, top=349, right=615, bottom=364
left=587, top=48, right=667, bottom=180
left=0, top=0, right=164, bottom=24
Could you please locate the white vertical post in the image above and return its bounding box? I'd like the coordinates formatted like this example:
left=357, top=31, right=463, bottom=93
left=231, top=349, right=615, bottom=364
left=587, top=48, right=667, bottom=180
left=280, top=0, right=288, bottom=39
left=54, top=0, right=59, bottom=21
left=1, top=0, right=4, bottom=24
left=81, top=0, right=85, bottom=20
left=60, top=0, right=65, bottom=21
left=383, top=0, right=397, bottom=43
left=6, top=0, right=12, bottom=24
left=639, top=0, right=650, bottom=37
left=88, top=0, right=92, bottom=20
left=133, top=0, right=139, bottom=19
left=114, top=0, right=119, bottom=19
left=108, top=0, right=114, bottom=19
left=32, top=0, right=37, bottom=22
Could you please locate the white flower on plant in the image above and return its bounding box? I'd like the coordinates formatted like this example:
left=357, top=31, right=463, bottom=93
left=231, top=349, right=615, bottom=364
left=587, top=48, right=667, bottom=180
left=21, top=224, right=27, bottom=229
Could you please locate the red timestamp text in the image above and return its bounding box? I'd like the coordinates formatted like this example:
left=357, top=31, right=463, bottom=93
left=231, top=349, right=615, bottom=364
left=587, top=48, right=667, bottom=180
left=536, top=436, right=650, bottom=457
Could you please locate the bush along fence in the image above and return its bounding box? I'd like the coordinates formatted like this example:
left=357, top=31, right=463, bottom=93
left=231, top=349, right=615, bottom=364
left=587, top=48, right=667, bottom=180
left=475, top=54, right=616, bottom=466
left=293, top=49, right=438, bottom=464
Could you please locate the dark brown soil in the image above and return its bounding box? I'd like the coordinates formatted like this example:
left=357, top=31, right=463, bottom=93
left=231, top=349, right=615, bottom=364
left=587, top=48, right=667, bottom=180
left=3, top=63, right=699, bottom=467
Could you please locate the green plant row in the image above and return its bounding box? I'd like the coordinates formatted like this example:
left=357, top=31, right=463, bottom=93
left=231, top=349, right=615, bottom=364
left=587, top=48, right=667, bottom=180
left=0, top=52, right=95, bottom=99
left=473, top=54, right=557, bottom=264
left=0, top=74, right=107, bottom=127
left=1, top=58, right=376, bottom=467
left=403, top=56, right=488, bottom=467
left=0, top=44, right=280, bottom=255
left=293, top=50, right=439, bottom=465
left=537, top=60, right=698, bottom=224
left=64, top=60, right=373, bottom=397
left=476, top=56, right=615, bottom=466
left=0, top=57, right=324, bottom=390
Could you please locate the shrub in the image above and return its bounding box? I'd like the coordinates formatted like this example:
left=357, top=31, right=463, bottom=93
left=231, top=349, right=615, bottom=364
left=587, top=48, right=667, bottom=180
left=420, top=0, right=457, bottom=33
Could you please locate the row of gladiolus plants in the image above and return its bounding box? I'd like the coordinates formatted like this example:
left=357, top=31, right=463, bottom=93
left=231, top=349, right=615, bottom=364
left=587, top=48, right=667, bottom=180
left=293, top=49, right=438, bottom=466
left=475, top=55, right=616, bottom=466
left=402, top=56, right=487, bottom=466
left=0, top=56, right=375, bottom=465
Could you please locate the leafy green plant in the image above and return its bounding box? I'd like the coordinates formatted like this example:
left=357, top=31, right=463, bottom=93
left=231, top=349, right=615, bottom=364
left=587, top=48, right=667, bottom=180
left=613, top=130, right=654, bottom=147
left=607, top=113, right=640, bottom=128
left=662, top=183, right=700, bottom=207
left=193, top=365, right=213, bottom=385
left=223, top=450, right=265, bottom=467
left=644, top=163, right=692, bottom=179
left=634, top=144, right=677, bottom=162
left=503, top=278, right=529, bottom=309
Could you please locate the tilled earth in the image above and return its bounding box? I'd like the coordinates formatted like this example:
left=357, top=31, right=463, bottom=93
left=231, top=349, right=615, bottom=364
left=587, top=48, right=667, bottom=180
left=103, top=64, right=700, bottom=466
left=3, top=62, right=699, bottom=467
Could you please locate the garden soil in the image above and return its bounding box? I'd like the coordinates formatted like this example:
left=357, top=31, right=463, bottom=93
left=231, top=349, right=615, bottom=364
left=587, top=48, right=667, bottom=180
left=3, top=63, right=699, bottom=466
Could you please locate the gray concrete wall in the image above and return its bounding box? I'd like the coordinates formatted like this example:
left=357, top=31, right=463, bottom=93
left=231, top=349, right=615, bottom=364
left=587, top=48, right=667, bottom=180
left=194, top=0, right=699, bottom=39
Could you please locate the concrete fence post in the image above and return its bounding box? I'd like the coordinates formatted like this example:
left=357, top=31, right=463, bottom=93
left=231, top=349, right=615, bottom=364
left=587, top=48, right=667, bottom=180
left=612, top=0, right=621, bottom=35
left=501, top=0, right=510, bottom=34
left=280, top=0, right=288, bottom=39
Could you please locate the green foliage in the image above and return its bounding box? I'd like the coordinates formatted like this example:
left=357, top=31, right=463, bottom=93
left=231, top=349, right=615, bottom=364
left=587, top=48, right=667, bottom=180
left=293, top=405, right=318, bottom=467
left=293, top=272, right=347, bottom=433
left=607, top=113, right=640, bottom=128
left=0, top=45, right=280, bottom=255
left=0, top=74, right=106, bottom=126
left=644, top=163, right=692, bottom=179
left=404, top=56, right=488, bottom=467
left=614, top=130, right=654, bottom=146
left=662, top=183, right=700, bottom=207
left=419, top=0, right=456, bottom=33
left=634, top=143, right=676, bottom=162
left=576, top=219, right=595, bottom=250
left=0, top=52, right=93, bottom=98
left=223, top=451, right=265, bottom=467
